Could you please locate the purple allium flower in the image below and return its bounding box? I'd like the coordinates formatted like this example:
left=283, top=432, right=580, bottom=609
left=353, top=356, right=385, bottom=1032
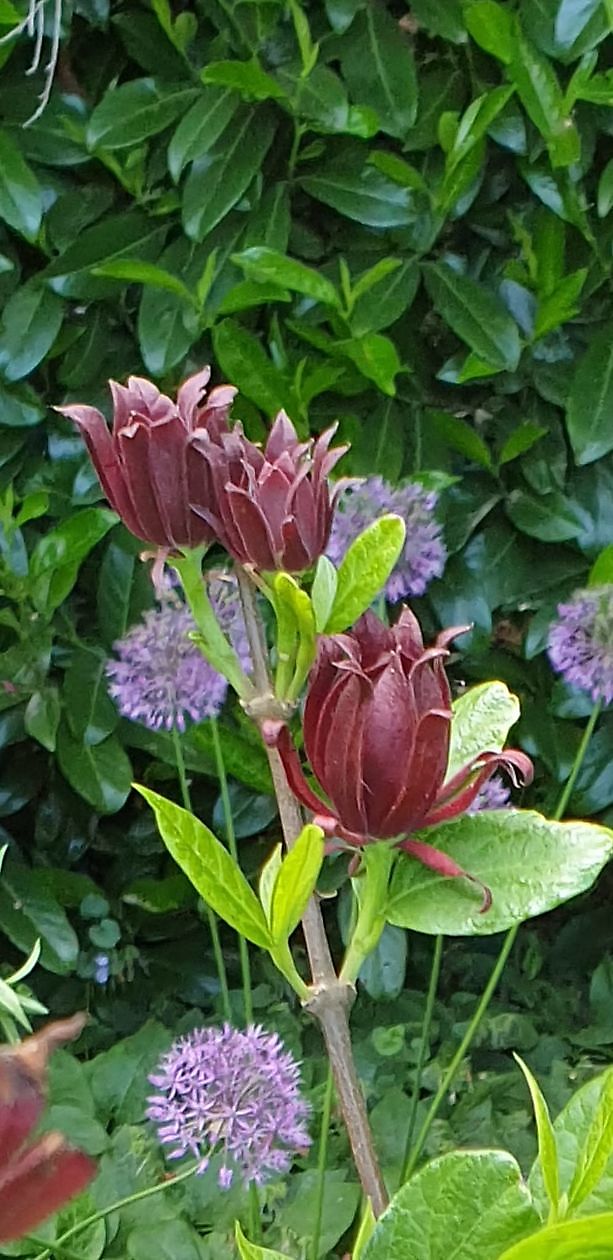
left=326, top=476, right=446, bottom=601
left=106, top=576, right=249, bottom=732
left=147, top=1024, right=311, bottom=1189
left=467, top=774, right=511, bottom=813
left=548, top=586, right=613, bottom=705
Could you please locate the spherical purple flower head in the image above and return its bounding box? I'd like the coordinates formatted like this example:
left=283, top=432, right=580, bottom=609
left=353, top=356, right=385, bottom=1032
left=106, top=604, right=227, bottom=731
left=147, top=1024, right=311, bottom=1189
left=548, top=586, right=613, bottom=705
left=467, top=774, right=511, bottom=814
left=327, top=476, right=447, bottom=601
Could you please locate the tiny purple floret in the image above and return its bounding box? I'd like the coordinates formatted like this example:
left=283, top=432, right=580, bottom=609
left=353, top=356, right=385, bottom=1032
left=327, top=475, right=447, bottom=601
left=548, top=586, right=613, bottom=705
left=106, top=577, right=250, bottom=733
left=467, top=774, right=511, bottom=813
left=147, top=1024, right=311, bottom=1189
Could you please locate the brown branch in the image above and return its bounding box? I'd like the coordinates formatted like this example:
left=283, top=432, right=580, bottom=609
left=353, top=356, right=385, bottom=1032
left=237, top=569, right=389, bottom=1217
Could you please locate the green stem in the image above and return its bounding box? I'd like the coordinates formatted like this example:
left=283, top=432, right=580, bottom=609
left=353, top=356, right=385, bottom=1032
left=312, top=1067, right=335, bottom=1260
left=401, top=701, right=602, bottom=1182
left=171, top=726, right=231, bottom=1023
left=399, top=935, right=443, bottom=1186
left=173, top=549, right=252, bottom=699
left=210, top=717, right=253, bottom=1023
left=31, top=1164, right=198, bottom=1260
left=553, top=701, right=601, bottom=822
left=210, top=717, right=260, bottom=1238
left=402, top=925, right=518, bottom=1182
left=340, top=846, right=395, bottom=985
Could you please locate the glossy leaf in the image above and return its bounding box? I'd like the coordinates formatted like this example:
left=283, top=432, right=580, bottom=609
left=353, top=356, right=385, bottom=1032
left=514, top=1054, right=560, bottom=1219
left=167, top=87, right=238, bottom=181
left=135, top=786, right=273, bottom=948
left=448, top=680, right=520, bottom=780
left=0, top=130, right=42, bottom=240
left=497, top=1215, right=613, bottom=1260
left=182, top=108, right=276, bottom=241
left=387, top=811, right=613, bottom=936
left=270, top=824, right=324, bottom=942
left=232, top=246, right=340, bottom=307
left=424, top=262, right=521, bottom=371
left=340, top=7, right=417, bottom=138
left=56, top=726, right=132, bottom=815
left=566, top=327, right=613, bottom=465
left=326, top=514, right=406, bottom=633
left=363, top=1150, right=538, bottom=1260
left=529, top=1071, right=613, bottom=1220
left=0, top=284, right=63, bottom=381
left=87, top=79, right=198, bottom=150
left=213, top=318, right=288, bottom=413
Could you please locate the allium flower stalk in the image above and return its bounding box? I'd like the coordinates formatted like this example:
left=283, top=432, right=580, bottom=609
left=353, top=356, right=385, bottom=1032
left=106, top=578, right=249, bottom=731
left=548, top=586, right=613, bottom=705
left=327, top=476, right=447, bottom=600
left=147, top=1024, right=311, bottom=1188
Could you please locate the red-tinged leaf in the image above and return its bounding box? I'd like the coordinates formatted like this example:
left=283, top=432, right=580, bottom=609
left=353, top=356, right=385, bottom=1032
left=0, top=1133, right=95, bottom=1242
left=0, top=1015, right=87, bottom=1167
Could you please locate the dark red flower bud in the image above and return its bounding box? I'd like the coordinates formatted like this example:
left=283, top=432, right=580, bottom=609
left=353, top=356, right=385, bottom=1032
left=265, top=610, right=533, bottom=909
left=191, top=410, right=348, bottom=573
left=56, top=368, right=236, bottom=550
left=0, top=1014, right=96, bottom=1242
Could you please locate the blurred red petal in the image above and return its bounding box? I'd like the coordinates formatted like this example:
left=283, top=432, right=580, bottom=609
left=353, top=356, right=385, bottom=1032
left=0, top=1133, right=95, bottom=1243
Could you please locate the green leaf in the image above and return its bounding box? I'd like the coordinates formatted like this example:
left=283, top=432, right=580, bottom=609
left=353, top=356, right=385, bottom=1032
left=534, top=270, right=587, bottom=339
left=92, top=258, right=194, bottom=304
left=448, top=681, right=520, bottom=781
left=514, top=1054, right=560, bottom=1220
left=43, top=213, right=168, bottom=297
left=349, top=259, right=419, bottom=336
left=0, top=283, right=63, bottom=381
left=24, top=688, right=61, bottom=753
left=270, top=824, right=324, bottom=943
left=311, top=556, right=338, bottom=633
left=87, top=79, right=198, bottom=150
left=499, top=422, right=547, bottom=465
left=235, top=1223, right=291, bottom=1260
left=529, top=1071, right=613, bottom=1219
left=506, top=490, right=584, bottom=542
left=326, top=514, right=406, bottom=633
left=63, top=651, right=118, bottom=746
left=363, top=1150, right=538, bottom=1260
left=508, top=26, right=580, bottom=168
left=202, top=60, right=287, bottom=102
left=555, top=0, right=603, bottom=49
left=597, top=158, right=613, bottom=219
left=167, top=87, right=238, bottom=182
left=135, top=786, right=273, bottom=948
left=568, top=1070, right=613, bottom=1212
left=589, top=546, right=613, bottom=587
left=300, top=161, right=417, bottom=228
left=182, top=107, right=276, bottom=242
left=447, top=86, right=514, bottom=172
left=387, top=811, right=613, bottom=936
left=0, top=130, right=42, bottom=240
left=423, top=263, right=521, bottom=372
left=336, top=332, right=402, bottom=395
left=0, top=861, right=79, bottom=974
left=340, top=7, right=417, bottom=138
left=428, top=409, right=492, bottom=470
left=464, top=0, right=514, bottom=62
left=233, top=246, right=339, bottom=308
left=496, top=1214, right=613, bottom=1260
left=258, top=844, right=283, bottom=925
left=213, top=318, right=288, bottom=413
left=29, top=509, right=117, bottom=615
left=56, top=726, right=132, bottom=814
left=89, top=1021, right=170, bottom=1124
left=97, top=532, right=154, bottom=646
left=566, top=327, right=613, bottom=466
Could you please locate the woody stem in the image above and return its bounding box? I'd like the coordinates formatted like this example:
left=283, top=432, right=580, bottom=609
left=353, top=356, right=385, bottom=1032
left=236, top=569, right=389, bottom=1218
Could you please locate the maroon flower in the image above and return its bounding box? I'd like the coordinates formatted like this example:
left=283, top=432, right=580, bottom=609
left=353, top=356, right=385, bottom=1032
left=191, top=410, right=347, bottom=573
left=56, top=367, right=236, bottom=549
left=264, top=610, right=533, bottom=910
left=0, top=1014, right=96, bottom=1242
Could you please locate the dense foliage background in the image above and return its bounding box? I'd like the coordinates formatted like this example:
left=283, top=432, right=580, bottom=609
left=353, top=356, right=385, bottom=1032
left=0, top=0, right=612, bottom=1253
